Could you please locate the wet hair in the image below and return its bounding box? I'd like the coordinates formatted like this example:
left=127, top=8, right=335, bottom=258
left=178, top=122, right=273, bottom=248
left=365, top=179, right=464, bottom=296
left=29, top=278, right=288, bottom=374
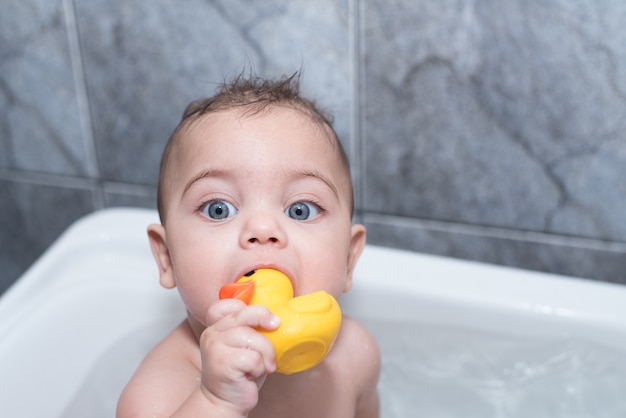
left=156, top=71, right=353, bottom=224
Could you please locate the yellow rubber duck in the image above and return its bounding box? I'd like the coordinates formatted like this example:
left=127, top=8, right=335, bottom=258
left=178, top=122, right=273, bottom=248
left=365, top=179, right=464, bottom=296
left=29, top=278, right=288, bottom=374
left=219, top=268, right=342, bottom=374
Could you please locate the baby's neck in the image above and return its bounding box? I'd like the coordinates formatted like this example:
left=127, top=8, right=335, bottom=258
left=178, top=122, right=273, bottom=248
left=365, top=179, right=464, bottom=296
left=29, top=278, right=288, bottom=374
left=186, top=314, right=205, bottom=342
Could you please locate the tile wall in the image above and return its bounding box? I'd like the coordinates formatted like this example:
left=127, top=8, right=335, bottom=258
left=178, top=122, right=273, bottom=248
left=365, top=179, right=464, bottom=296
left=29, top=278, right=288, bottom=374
left=1, top=0, right=625, bottom=294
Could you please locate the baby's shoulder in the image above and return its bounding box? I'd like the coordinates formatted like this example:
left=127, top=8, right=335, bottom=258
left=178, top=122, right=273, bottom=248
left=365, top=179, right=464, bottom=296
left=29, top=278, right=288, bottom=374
left=331, top=316, right=381, bottom=379
left=337, top=315, right=379, bottom=352
left=117, top=321, right=200, bottom=417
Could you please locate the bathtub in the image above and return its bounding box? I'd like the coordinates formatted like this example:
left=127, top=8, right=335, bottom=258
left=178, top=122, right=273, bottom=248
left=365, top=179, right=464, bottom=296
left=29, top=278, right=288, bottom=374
left=1, top=208, right=625, bottom=417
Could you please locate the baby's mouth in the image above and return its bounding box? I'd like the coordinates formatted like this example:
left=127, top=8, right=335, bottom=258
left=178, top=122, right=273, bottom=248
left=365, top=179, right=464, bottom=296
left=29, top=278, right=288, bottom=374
left=239, top=268, right=295, bottom=291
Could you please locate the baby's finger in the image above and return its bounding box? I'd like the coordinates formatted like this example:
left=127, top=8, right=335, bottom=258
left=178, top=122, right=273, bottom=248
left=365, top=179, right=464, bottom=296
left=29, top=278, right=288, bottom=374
left=213, top=305, right=280, bottom=332
left=232, top=346, right=274, bottom=379
left=200, top=336, right=273, bottom=408
left=225, top=331, right=276, bottom=375
left=206, top=298, right=248, bottom=325
left=202, top=326, right=276, bottom=377
left=224, top=326, right=274, bottom=355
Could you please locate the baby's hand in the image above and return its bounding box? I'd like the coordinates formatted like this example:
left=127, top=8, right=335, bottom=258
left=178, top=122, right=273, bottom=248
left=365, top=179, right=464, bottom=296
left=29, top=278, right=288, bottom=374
left=199, top=299, right=280, bottom=414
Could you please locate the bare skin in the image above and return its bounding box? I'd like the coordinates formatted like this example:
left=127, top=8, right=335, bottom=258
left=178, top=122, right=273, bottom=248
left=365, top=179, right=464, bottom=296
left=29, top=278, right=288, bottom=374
left=117, top=107, right=380, bottom=417
left=119, top=315, right=379, bottom=417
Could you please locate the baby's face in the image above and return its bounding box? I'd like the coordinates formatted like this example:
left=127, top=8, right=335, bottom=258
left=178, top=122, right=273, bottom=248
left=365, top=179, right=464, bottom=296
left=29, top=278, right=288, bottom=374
left=156, top=107, right=364, bottom=327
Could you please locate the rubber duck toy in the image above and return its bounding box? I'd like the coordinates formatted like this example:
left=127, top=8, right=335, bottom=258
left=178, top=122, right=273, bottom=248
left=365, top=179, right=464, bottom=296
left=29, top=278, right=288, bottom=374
left=219, top=268, right=342, bottom=374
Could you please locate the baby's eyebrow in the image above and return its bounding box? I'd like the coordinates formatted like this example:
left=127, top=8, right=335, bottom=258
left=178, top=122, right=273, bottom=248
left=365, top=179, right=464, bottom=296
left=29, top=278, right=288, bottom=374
left=295, top=169, right=340, bottom=201
left=182, top=169, right=229, bottom=196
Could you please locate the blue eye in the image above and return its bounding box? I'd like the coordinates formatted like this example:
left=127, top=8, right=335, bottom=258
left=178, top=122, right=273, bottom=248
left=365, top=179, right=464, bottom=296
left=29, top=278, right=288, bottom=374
left=202, top=200, right=238, bottom=220
left=285, top=202, right=320, bottom=221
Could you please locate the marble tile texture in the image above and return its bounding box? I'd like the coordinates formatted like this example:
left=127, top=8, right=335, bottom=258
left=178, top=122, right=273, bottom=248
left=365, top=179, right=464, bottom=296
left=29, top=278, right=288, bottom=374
left=1, top=0, right=625, bottom=294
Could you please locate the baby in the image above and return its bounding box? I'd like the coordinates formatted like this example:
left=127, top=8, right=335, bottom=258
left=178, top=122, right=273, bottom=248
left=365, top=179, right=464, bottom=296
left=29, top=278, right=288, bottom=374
left=117, top=73, right=380, bottom=417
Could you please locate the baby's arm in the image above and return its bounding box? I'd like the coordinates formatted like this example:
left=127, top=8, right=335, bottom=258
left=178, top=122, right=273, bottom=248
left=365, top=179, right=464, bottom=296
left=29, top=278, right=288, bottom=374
left=342, top=317, right=381, bottom=418
left=355, top=377, right=380, bottom=418
left=117, top=300, right=279, bottom=418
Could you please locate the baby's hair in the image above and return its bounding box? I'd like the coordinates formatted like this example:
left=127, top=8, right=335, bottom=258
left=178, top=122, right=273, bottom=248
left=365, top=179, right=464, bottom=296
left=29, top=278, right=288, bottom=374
left=157, top=71, right=353, bottom=223
left=182, top=71, right=334, bottom=127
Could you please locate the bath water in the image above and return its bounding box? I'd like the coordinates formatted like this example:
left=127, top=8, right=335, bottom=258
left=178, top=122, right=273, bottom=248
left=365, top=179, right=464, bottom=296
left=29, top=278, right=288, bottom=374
left=61, top=318, right=626, bottom=418
left=367, top=318, right=626, bottom=418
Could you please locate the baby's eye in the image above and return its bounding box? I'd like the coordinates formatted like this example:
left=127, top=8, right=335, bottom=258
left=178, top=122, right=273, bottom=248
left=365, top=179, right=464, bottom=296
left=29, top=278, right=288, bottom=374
left=201, top=200, right=238, bottom=220
left=285, top=201, right=320, bottom=221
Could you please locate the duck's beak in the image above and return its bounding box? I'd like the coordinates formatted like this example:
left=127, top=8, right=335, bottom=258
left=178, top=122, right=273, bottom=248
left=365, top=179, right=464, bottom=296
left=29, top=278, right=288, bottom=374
left=219, top=281, right=255, bottom=305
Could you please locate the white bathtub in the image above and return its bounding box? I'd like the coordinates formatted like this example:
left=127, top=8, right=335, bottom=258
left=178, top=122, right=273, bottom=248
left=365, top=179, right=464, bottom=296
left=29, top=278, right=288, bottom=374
left=1, top=208, right=625, bottom=417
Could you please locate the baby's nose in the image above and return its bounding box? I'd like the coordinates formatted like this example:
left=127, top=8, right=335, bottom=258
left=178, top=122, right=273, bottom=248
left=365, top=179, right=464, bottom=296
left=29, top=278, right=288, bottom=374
left=248, top=235, right=279, bottom=244
left=240, top=211, right=287, bottom=247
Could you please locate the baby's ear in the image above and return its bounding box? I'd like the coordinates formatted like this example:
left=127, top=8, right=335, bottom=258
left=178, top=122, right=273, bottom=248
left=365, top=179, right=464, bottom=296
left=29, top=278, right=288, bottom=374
left=147, top=224, right=176, bottom=289
left=344, top=224, right=366, bottom=293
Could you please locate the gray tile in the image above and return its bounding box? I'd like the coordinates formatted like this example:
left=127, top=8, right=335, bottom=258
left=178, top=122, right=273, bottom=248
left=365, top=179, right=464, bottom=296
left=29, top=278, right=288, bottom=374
left=104, top=183, right=157, bottom=210
left=549, top=140, right=626, bottom=241
left=3, top=0, right=625, bottom=293
left=362, top=0, right=626, bottom=242
left=364, top=215, right=626, bottom=284
left=75, top=0, right=351, bottom=186
left=0, top=179, right=95, bottom=295
left=0, top=0, right=89, bottom=176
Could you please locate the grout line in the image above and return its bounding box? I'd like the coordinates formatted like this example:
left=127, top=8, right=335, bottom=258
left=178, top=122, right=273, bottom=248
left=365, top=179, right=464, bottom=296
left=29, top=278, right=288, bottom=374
left=363, top=212, right=626, bottom=253
left=63, top=0, right=106, bottom=210
left=0, top=168, right=97, bottom=190
left=349, top=0, right=364, bottom=221
left=0, top=169, right=155, bottom=200
left=62, top=0, right=100, bottom=181
left=103, top=181, right=157, bottom=197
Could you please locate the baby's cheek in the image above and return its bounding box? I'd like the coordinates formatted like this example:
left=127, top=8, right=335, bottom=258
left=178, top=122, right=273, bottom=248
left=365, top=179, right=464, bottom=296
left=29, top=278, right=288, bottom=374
left=176, top=286, right=214, bottom=323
